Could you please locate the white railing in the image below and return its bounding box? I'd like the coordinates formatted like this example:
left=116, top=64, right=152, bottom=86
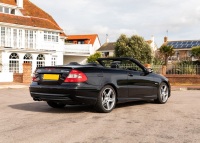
left=36, top=42, right=59, bottom=51
left=63, top=44, right=91, bottom=55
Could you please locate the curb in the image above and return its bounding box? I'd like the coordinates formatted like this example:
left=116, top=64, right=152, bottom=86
left=0, top=85, right=29, bottom=89
left=171, top=87, right=200, bottom=91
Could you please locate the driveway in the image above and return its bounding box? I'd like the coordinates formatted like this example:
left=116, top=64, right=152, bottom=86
left=0, top=88, right=200, bottom=143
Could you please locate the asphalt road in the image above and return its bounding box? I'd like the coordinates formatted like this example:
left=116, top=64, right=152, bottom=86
left=0, top=88, right=200, bottom=143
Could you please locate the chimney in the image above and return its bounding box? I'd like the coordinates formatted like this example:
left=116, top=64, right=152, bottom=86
left=17, top=0, right=23, bottom=8
left=151, top=35, right=154, bottom=44
left=164, top=36, right=168, bottom=42
left=106, top=34, right=109, bottom=43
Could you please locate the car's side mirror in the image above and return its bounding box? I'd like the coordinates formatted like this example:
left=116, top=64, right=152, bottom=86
left=145, top=68, right=153, bottom=74
left=147, top=68, right=153, bottom=73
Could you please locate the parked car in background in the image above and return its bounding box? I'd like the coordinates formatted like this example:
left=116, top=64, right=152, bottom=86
left=29, top=57, right=171, bottom=113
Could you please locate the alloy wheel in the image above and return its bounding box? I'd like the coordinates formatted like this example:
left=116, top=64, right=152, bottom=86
left=160, top=84, right=169, bottom=103
left=101, top=87, right=116, bottom=111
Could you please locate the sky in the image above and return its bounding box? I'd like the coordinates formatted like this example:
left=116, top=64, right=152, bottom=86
left=31, top=0, right=200, bottom=47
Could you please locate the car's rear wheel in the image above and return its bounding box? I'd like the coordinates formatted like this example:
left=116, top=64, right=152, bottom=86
left=155, top=82, right=169, bottom=104
left=47, top=101, right=66, bottom=108
left=95, top=85, right=116, bottom=113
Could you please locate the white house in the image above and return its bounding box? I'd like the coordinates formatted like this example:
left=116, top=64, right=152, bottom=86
left=0, top=0, right=100, bottom=82
left=64, top=34, right=101, bottom=64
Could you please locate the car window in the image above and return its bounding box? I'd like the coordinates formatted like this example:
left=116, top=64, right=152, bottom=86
left=102, top=59, right=143, bottom=72
left=120, top=60, right=143, bottom=72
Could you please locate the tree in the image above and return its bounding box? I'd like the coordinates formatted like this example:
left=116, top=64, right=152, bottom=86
left=159, top=45, right=175, bottom=65
left=114, top=34, right=152, bottom=64
left=191, top=46, right=200, bottom=60
left=87, top=52, right=101, bottom=63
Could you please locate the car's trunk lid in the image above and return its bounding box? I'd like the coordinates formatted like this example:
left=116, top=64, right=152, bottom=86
left=33, top=67, right=72, bottom=85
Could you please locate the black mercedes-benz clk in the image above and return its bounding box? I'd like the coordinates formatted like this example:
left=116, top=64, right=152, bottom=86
left=29, top=57, right=171, bottom=113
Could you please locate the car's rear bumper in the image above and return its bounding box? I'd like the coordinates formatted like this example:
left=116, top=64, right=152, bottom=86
left=29, top=82, right=100, bottom=105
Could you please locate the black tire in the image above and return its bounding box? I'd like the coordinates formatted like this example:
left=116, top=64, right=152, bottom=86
left=155, top=82, right=169, bottom=104
left=95, top=85, right=116, bottom=113
left=47, top=101, right=66, bottom=108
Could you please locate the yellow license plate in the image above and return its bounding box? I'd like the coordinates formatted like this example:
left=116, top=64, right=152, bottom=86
left=43, top=74, right=59, bottom=80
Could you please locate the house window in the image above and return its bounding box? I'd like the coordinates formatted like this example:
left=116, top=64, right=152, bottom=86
left=23, top=53, right=33, bottom=63
left=0, top=6, right=3, bottom=12
left=1, top=27, right=5, bottom=47
left=44, top=31, right=58, bottom=42
left=51, top=57, right=56, bottom=66
left=48, top=34, right=51, bottom=41
left=30, top=31, right=33, bottom=48
left=37, top=54, right=45, bottom=67
left=11, top=9, right=15, bottom=14
left=6, top=28, right=11, bottom=47
left=25, top=30, right=28, bottom=48
left=34, top=31, right=37, bottom=48
left=18, top=30, right=23, bottom=48
left=78, top=40, right=84, bottom=44
left=66, top=40, right=73, bottom=44
left=24, top=53, right=33, bottom=72
left=25, top=30, right=37, bottom=49
left=4, top=7, right=10, bottom=14
left=0, top=6, right=13, bottom=14
left=13, top=29, right=17, bottom=48
left=9, top=53, right=19, bottom=73
left=103, top=52, right=109, bottom=57
left=44, top=31, right=47, bottom=41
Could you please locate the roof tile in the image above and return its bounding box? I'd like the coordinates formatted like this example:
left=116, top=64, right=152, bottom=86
left=0, top=0, right=16, bottom=6
left=97, top=42, right=116, bottom=51
left=0, top=0, right=64, bottom=32
left=0, top=13, right=61, bottom=30
left=66, top=34, right=99, bottom=45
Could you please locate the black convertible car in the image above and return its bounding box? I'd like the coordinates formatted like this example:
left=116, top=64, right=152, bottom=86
left=29, top=57, right=170, bottom=113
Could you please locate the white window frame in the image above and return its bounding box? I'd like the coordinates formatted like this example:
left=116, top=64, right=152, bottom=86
left=1, top=27, right=5, bottom=47
left=13, top=29, right=17, bottom=48
left=44, top=31, right=59, bottom=42
left=6, top=27, right=11, bottom=47
left=25, top=30, right=37, bottom=49
left=9, top=53, right=19, bottom=73
left=23, top=53, right=33, bottom=63
left=51, top=57, right=57, bottom=66
left=0, top=6, right=3, bottom=12
left=37, top=54, right=45, bottom=67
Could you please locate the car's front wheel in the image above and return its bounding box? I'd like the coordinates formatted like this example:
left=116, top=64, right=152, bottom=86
left=95, top=85, right=116, bottom=113
left=155, top=82, right=169, bottom=104
left=47, top=101, right=66, bottom=108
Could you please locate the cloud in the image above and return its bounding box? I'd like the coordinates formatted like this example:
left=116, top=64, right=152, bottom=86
left=31, top=0, right=200, bottom=46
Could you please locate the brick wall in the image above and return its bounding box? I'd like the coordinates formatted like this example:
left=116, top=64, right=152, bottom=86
left=13, top=63, right=32, bottom=83
left=166, top=75, right=200, bottom=85
left=22, top=63, right=32, bottom=83
left=13, top=73, right=23, bottom=83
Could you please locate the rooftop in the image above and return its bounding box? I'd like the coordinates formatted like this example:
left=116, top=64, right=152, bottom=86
left=0, top=0, right=63, bottom=31
left=167, top=40, right=200, bottom=49
left=66, top=34, right=99, bottom=45
left=97, top=42, right=115, bottom=51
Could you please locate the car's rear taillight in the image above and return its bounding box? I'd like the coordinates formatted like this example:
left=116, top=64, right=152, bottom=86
left=32, top=73, right=39, bottom=82
left=64, top=70, right=87, bottom=83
